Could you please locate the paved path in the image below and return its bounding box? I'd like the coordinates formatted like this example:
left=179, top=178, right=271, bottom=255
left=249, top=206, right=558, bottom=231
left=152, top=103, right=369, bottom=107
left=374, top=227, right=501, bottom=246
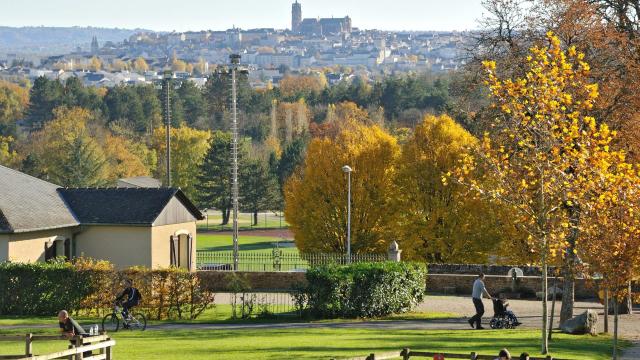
left=622, top=342, right=640, bottom=360
left=3, top=295, right=639, bottom=337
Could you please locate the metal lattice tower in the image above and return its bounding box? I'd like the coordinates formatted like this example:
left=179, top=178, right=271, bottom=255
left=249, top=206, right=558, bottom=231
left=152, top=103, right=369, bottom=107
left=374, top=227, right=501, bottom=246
left=230, top=54, right=241, bottom=271
left=162, top=70, right=172, bottom=187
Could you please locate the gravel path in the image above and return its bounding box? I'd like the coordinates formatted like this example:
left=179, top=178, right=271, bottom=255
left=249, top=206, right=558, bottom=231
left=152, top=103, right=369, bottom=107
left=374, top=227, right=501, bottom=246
left=3, top=295, right=639, bottom=339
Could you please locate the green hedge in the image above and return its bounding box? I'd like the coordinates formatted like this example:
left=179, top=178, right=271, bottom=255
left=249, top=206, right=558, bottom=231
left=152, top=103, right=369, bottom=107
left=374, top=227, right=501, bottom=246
left=0, top=261, right=93, bottom=316
left=0, top=259, right=214, bottom=319
left=298, top=262, right=427, bottom=318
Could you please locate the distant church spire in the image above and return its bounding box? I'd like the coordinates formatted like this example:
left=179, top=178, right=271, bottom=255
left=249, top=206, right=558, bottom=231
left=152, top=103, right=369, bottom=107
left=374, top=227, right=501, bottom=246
left=291, top=1, right=302, bottom=33
left=90, top=36, right=99, bottom=55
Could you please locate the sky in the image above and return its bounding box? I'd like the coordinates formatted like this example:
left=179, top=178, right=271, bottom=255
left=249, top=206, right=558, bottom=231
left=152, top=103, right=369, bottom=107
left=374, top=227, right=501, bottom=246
left=0, top=0, right=486, bottom=32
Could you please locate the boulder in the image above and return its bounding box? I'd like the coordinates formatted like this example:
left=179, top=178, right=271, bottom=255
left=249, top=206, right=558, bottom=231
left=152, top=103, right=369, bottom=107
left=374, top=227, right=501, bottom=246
left=560, top=309, right=598, bottom=335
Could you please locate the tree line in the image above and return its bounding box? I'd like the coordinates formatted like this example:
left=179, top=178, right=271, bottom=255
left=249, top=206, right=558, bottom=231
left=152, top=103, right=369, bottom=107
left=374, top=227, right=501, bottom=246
left=0, top=69, right=452, bottom=225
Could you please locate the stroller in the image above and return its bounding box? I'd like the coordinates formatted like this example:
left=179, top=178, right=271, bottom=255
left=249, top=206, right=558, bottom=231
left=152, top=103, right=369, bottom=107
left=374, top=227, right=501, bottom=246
left=489, top=297, right=520, bottom=329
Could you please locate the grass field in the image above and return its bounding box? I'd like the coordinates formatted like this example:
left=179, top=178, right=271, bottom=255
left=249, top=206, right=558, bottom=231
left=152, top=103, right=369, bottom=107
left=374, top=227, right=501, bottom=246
left=197, top=233, right=297, bottom=254
left=197, top=211, right=288, bottom=231
left=0, top=325, right=624, bottom=360
left=0, top=308, right=457, bottom=328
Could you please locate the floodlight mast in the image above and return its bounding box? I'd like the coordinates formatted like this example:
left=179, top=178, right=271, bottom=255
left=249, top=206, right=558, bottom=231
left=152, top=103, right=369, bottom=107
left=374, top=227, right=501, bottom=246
left=162, top=70, right=172, bottom=187
left=230, top=54, right=243, bottom=271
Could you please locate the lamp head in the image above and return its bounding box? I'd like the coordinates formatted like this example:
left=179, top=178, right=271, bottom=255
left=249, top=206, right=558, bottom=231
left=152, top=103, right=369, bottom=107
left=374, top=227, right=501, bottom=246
left=230, top=54, right=241, bottom=65
left=342, top=165, right=352, bottom=173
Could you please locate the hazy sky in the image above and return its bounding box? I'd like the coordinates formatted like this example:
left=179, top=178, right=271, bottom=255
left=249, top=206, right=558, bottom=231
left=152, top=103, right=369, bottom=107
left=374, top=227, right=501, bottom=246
left=0, top=0, right=486, bottom=32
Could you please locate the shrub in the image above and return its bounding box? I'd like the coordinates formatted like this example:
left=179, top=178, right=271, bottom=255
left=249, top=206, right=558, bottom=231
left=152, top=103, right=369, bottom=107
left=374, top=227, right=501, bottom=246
left=299, top=262, right=427, bottom=318
left=0, top=259, right=93, bottom=316
left=0, top=259, right=215, bottom=319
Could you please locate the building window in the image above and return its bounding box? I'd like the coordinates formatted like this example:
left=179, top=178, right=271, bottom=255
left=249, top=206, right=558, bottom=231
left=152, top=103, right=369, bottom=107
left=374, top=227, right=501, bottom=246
left=44, top=241, right=55, bottom=262
left=170, top=235, right=180, bottom=267
left=45, top=239, right=71, bottom=262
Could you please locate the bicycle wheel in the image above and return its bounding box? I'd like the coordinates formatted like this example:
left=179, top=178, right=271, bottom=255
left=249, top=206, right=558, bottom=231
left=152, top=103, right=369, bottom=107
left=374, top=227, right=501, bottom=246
left=102, top=314, right=119, bottom=333
left=129, top=312, right=147, bottom=331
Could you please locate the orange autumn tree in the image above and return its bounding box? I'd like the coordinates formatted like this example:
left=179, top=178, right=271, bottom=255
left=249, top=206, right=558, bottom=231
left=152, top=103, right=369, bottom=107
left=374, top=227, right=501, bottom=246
left=581, top=154, right=640, bottom=359
left=451, top=32, right=614, bottom=353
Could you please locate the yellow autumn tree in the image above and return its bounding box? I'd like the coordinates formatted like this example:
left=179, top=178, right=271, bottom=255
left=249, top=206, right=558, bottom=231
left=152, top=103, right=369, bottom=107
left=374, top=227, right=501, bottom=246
left=133, top=57, right=149, bottom=72
left=451, top=32, right=614, bottom=353
left=102, top=134, right=154, bottom=180
left=278, top=75, right=326, bottom=98
left=88, top=56, right=102, bottom=71
left=580, top=152, right=640, bottom=359
left=0, top=136, right=20, bottom=168
left=30, top=107, right=109, bottom=187
left=394, top=114, right=524, bottom=263
left=284, top=122, right=399, bottom=254
left=154, top=125, right=211, bottom=199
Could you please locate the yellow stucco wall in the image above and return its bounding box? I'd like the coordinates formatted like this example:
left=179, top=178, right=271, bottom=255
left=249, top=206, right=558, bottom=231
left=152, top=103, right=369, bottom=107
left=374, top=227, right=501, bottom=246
left=75, top=226, right=151, bottom=269
left=3, top=222, right=197, bottom=270
left=6, top=228, right=77, bottom=262
left=0, top=234, right=8, bottom=261
left=150, top=222, right=197, bottom=271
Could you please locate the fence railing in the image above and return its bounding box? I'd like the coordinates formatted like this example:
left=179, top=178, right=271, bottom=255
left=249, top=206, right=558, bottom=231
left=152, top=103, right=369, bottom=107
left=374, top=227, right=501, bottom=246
left=0, top=333, right=115, bottom=360
left=196, top=251, right=387, bottom=271
left=222, top=290, right=302, bottom=318
left=332, top=348, right=566, bottom=360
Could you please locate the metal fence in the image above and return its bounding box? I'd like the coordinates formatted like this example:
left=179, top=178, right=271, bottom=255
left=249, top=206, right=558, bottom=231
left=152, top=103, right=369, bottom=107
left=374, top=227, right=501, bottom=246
left=220, top=290, right=301, bottom=318
left=196, top=251, right=387, bottom=271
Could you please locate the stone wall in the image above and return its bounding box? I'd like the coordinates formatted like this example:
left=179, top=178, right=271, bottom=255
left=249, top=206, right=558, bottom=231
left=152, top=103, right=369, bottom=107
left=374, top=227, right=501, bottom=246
left=427, top=274, right=598, bottom=299
left=197, top=270, right=307, bottom=291
left=427, top=264, right=555, bottom=276
left=197, top=270, right=599, bottom=299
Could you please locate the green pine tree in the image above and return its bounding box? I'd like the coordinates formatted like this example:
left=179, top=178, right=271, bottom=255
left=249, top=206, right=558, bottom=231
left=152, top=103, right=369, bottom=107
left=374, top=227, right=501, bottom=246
left=49, top=135, right=108, bottom=187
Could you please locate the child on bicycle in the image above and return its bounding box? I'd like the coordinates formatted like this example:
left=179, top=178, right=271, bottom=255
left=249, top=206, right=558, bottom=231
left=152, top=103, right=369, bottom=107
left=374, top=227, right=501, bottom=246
left=115, top=279, right=142, bottom=323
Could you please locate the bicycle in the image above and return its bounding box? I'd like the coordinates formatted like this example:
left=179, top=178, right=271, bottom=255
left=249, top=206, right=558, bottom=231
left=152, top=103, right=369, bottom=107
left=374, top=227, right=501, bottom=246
left=101, top=303, right=147, bottom=332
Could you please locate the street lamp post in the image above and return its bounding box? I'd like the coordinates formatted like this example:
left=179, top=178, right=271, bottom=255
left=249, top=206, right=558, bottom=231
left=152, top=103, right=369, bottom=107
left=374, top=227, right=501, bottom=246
left=342, top=165, right=352, bottom=263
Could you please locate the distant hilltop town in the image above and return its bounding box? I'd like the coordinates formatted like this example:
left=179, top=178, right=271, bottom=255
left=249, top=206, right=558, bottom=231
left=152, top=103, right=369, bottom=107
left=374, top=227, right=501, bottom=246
left=0, top=1, right=473, bottom=89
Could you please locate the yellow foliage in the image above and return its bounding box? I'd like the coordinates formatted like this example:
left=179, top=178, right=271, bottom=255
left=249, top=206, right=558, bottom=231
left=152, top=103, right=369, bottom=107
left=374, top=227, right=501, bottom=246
left=278, top=75, right=326, bottom=98
left=102, top=134, right=153, bottom=180
left=153, top=125, right=210, bottom=198
left=0, top=136, right=20, bottom=168
left=284, top=122, right=399, bottom=253
left=393, top=114, right=525, bottom=263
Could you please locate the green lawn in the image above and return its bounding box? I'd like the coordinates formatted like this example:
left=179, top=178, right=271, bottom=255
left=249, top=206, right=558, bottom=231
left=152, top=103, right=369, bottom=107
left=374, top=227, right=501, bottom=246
left=0, top=326, right=624, bottom=360
left=197, top=211, right=288, bottom=231
left=0, top=308, right=457, bottom=328
left=197, top=234, right=297, bottom=254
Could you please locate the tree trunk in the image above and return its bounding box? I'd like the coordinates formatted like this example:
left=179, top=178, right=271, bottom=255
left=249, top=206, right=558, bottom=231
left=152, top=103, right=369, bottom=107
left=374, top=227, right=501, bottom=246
left=627, top=281, right=634, bottom=315
left=613, top=299, right=619, bottom=360
left=253, top=211, right=258, bottom=226
left=221, top=208, right=230, bottom=225
left=548, top=276, right=558, bottom=340
left=542, top=260, right=549, bottom=354
left=560, top=274, right=575, bottom=325
left=604, top=286, right=609, bottom=333
left=560, top=205, right=580, bottom=325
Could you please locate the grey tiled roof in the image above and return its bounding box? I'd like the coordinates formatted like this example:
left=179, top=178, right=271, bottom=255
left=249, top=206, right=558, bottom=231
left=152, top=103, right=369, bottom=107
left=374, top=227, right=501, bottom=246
left=0, top=165, right=79, bottom=233
left=0, top=166, right=203, bottom=233
left=116, top=176, right=162, bottom=188
left=58, top=188, right=204, bottom=224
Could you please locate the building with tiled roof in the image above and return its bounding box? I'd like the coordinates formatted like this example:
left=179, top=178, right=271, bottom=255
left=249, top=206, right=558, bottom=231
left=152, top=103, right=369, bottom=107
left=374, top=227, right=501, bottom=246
left=0, top=165, right=203, bottom=270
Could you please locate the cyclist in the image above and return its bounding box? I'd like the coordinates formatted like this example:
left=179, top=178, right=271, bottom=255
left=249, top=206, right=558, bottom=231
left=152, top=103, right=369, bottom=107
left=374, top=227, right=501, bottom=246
left=114, top=279, right=141, bottom=324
